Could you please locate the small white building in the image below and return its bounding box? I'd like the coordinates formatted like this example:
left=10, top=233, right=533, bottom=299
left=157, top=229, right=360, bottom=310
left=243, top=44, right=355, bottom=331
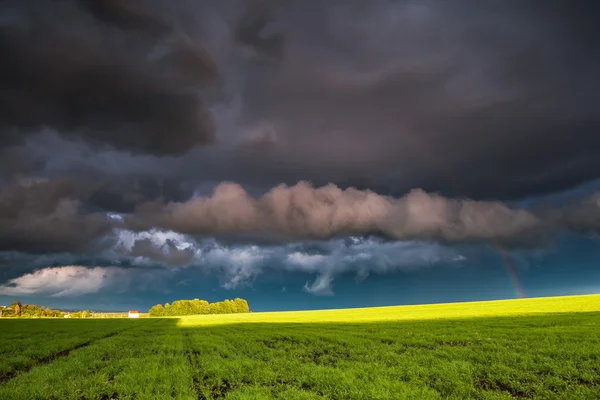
left=128, top=310, right=140, bottom=318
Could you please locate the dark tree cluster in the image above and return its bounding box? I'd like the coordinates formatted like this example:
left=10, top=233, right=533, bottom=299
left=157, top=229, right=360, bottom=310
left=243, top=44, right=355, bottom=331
left=148, top=298, right=250, bottom=316
left=0, top=301, right=65, bottom=318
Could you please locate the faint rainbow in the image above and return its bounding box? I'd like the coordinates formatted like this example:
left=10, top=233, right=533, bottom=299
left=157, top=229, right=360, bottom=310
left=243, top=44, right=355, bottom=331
left=491, top=243, right=525, bottom=298
left=395, top=134, right=525, bottom=298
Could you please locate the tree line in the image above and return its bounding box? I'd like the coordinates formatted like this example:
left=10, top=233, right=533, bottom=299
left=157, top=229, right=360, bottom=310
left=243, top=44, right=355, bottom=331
left=0, top=301, right=98, bottom=318
left=1, top=301, right=65, bottom=318
left=148, top=298, right=250, bottom=316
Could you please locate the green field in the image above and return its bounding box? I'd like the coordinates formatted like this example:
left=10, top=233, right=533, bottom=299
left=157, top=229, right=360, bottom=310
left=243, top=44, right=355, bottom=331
left=1, top=295, right=599, bottom=399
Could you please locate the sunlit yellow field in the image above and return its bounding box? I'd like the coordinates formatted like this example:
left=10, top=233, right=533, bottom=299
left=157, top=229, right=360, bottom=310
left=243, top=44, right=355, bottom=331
left=177, top=293, right=600, bottom=327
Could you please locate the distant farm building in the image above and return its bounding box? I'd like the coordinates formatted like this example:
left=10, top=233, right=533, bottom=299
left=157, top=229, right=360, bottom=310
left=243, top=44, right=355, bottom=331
left=128, top=310, right=140, bottom=318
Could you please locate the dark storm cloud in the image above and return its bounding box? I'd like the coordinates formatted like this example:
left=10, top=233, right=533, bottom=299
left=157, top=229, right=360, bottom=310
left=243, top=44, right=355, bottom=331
left=4, top=0, right=598, bottom=201
left=232, top=0, right=600, bottom=200
left=548, top=193, right=600, bottom=234
left=87, top=176, right=193, bottom=214
left=0, top=146, right=47, bottom=182
left=3, top=176, right=600, bottom=263
left=0, top=178, right=111, bottom=254
left=1, top=0, right=600, bottom=262
left=235, top=0, right=285, bottom=60
left=77, top=0, right=169, bottom=35
left=127, top=238, right=194, bottom=266
left=43, top=0, right=593, bottom=203
left=0, top=0, right=217, bottom=156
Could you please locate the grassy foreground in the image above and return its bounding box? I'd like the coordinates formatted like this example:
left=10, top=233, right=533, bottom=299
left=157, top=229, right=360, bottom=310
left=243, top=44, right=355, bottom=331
left=0, top=295, right=599, bottom=399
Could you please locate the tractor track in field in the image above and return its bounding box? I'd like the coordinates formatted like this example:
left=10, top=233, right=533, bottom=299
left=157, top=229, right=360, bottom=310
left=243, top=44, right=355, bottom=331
left=0, top=320, right=158, bottom=384
left=183, top=329, right=239, bottom=400
left=183, top=330, right=208, bottom=400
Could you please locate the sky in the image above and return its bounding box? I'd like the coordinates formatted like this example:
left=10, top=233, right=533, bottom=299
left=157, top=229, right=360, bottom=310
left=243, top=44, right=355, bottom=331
left=1, top=0, right=600, bottom=312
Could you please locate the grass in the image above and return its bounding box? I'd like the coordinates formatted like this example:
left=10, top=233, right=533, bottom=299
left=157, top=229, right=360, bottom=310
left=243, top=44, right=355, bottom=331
left=0, top=294, right=599, bottom=399
left=0, top=319, right=135, bottom=382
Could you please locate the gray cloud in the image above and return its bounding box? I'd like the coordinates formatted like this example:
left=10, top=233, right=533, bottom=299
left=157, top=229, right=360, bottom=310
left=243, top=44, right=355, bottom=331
left=0, top=236, right=463, bottom=297
left=234, top=0, right=285, bottom=60
left=0, top=265, right=132, bottom=297
left=114, top=232, right=464, bottom=294
left=3, top=0, right=598, bottom=202
left=4, top=176, right=600, bottom=261
left=303, top=274, right=334, bottom=297
left=58, top=0, right=600, bottom=201
left=0, top=178, right=111, bottom=254
left=549, top=193, right=600, bottom=234
left=214, top=235, right=465, bottom=294
left=77, top=0, right=170, bottom=36
left=232, top=0, right=600, bottom=200
left=0, top=0, right=599, bottom=266
left=5, top=184, right=600, bottom=296
left=0, top=0, right=218, bottom=156
left=127, top=238, right=194, bottom=267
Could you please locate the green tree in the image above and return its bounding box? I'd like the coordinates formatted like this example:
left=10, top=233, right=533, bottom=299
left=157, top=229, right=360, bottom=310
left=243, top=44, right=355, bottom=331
left=2, top=308, right=15, bottom=317
left=170, top=300, right=182, bottom=315
left=11, top=301, right=22, bottom=316
left=3, top=302, right=65, bottom=318
left=148, top=304, right=164, bottom=316
left=147, top=298, right=250, bottom=317
left=224, top=299, right=235, bottom=313
left=234, top=298, right=250, bottom=313
left=199, top=300, right=210, bottom=314
left=191, top=299, right=201, bottom=314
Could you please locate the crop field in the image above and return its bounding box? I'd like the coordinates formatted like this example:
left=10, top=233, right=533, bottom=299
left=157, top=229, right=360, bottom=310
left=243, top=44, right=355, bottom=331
left=0, top=295, right=599, bottom=400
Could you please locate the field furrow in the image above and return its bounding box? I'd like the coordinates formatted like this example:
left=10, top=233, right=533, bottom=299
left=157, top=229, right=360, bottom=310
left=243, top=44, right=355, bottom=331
left=0, top=319, right=195, bottom=400
left=184, top=329, right=209, bottom=400
left=0, top=319, right=139, bottom=382
left=0, top=330, right=122, bottom=384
